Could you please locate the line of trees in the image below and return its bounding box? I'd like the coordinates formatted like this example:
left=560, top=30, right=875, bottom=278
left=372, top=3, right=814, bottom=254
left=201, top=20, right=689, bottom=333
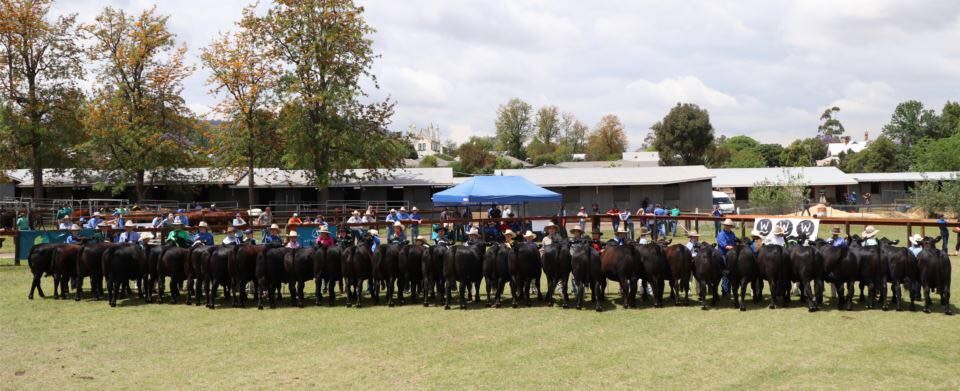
left=0, top=0, right=409, bottom=205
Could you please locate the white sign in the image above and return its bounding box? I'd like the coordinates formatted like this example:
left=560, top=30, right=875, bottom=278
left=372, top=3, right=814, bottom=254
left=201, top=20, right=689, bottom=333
left=753, top=217, right=820, bottom=238
left=531, top=219, right=552, bottom=232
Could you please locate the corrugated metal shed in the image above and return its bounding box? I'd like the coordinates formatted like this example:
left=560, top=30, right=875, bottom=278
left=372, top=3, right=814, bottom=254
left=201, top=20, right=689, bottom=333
left=849, top=172, right=960, bottom=182
left=230, top=167, right=455, bottom=188
left=710, top=167, right=857, bottom=188
left=494, top=166, right=713, bottom=187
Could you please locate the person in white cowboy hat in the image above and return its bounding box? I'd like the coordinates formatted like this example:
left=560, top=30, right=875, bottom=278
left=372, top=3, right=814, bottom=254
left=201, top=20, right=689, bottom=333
left=285, top=230, right=301, bottom=249
left=434, top=225, right=451, bottom=246
left=568, top=225, right=585, bottom=244
left=502, top=229, right=518, bottom=248
left=398, top=206, right=409, bottom=220
left=192, top=221, right=214, bottom=246
left=389, top=221, right=406, bottom=244
left=263, top=224, right=283, bottom=245
left=613, top=227, right=629, bottom=246
left=165, top=217, right=191, bottom=247
left=58, top=216, right=71, bottom=230
left=542, top=222, right=560, bottom=246
left=346, top=210, right=363, bottom=238
left=362, top=210, right=376, bottom=224
left=716, top=218, right=738, bottom=256
left=408, top=206, right=422, bottom=238
left=827, top=226, right=847, bottom=248
left=65, top=224, right=83, bottom=244
left=368, top=228, right=381, bottom=252
left=140, top=231, right=156, bottom=245
left=685, top=230, right=700, bottom=257
left=861, top=226, right=879, bottom=247
left=222, top=226, right=243, bottom=245
left=764, top=225, right=787, bottom=247
left=908, top=233, right=924, bottom=257
left=85, top=211, right=104, bottom=229
left=636, top=226, right=651, bottom=245
left=748, top=229, right=763, bottom=254
left=414, top=234, right=430, bottom=249
left=90, top=221, right=113, bottom=243
left=466, top=227, right=481, bottom=245
left=316, top=225, right=334, bottom=248
left=522, top=230, right=537, bottom=249
left=117, top=220, right=141, bottom=243
left=385, top=208, right=399, bottom=223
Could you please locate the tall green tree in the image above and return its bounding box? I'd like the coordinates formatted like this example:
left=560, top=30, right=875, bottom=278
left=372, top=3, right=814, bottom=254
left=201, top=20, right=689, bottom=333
left=535, top=105, right=560, bottom=146
left=882, top=100, right=942, bottom=147
left=724, top=148, right=766, bottom=168
left=839, top=135, right=906, bottom=173
left=651, top=103, right=715, bottom=165
left=724, top=135, right=759, bottom=152
left=0, top=0, right=84, bottom=199
left=779, top=138, right=827, bottom=167
left=939, top=101, right=960, bottom=136
left=585, top=114, right=627, bottom=161
left=494, top=97, right=532, bottom=160
left=817, top=106, right=845, bottom=141
left=453, top=136, right=496, bottom=175
left=83, top=6, right=197, bottom=201
left=756, top=143, right=784, bottom=167
left=912, top=133, right=960, bottom=172
left=245, top=0, right=406, bottom=196
left=562, top=114, right=588, bottom=154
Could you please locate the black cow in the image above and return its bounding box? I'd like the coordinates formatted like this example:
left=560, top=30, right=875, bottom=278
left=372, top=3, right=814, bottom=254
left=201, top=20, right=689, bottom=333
left=789, top=242, right=824, bottom=312
left=443, top=243, right=484, bottom=310
left=422, top=244, right=446, bottom=306
left=52, top=244, right=81, bottom=300
left=665, top=244, right=693, bottom=306
left=101, top=244, right=145, bottom=307
left=27, top=243, right=60, bottom=299
left=75, top=242, right=113, bottom=301
left=878, top=238, right=919, bottom=312
left=482, top=243, right=513, bottom=308
left=372, top=243, right=403, bottom=306
left=285, top=247, right=315, bottom=308
left=541, top=240, right=572, bottom=308
left=636, top=243, right=668, bottom=308
left=230, top=244, right=261, bottom=307
left=510, top=243, right=543, bottom=307
left=693, top=243, right=724, bottom=310
left=256, top=246, right=291, bottom=309
left=849, top=239, right=888, bottom=310
left=156, top=246, right=189, bottom=304
left=313, top=245, right=342, bottom=306
left=399, top=244, right=425, bottom=305
left=600, top=243, right=641, bottom=309
left=819, top=241, right=856, bottom=310
left=917, top=237, right=952, bottom=315
left=341, top=243, right=373, bottom=308
left=724, top=243, right=762, bottom=311
left=203, top=245, right=234, bottom=309
left=570, top=241, right=602, bottom=311
left=186, top=245, right=216, bottom=306
left=758, top=244, right=791, bottom=309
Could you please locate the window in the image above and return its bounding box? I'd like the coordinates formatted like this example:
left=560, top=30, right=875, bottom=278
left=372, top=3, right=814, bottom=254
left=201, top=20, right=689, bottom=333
left=432, top=142, right=440, bottom=152
left=735, top=187, right=749, bottom=201
left=417, top=143, right=426, bottom=151
left=870, top=182, right=880, bottom=194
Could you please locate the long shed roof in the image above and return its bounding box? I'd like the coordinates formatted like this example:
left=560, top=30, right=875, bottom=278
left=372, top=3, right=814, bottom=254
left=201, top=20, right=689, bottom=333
left=710, top=167, right=857, bottom=188
left=849, top=171, right=960, bottom=182
left=494, top=166, right=713, bottom=187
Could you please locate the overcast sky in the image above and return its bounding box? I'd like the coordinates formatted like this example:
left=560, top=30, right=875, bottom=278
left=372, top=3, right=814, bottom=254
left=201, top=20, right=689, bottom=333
left=53, top=1, right=960, bottom=148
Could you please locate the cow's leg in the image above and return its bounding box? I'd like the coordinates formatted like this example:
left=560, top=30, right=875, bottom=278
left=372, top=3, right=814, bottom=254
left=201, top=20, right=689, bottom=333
left=443, top=280, right=453, bottom=310
left=458, top=278, right=467, bottom=309
left=560, top=276, right=570, bottom=309
left=157, top=275, right=166, bottom=303
left=767, top=278, right=777, bottom=309
left=75, top=276, right=84, bottom=301
left=53, top=274, right=61, bottom=299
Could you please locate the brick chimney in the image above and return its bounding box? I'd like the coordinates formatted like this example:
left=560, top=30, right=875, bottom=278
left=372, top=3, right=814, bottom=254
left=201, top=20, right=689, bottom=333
left=864, top=131, right=869, bottom=142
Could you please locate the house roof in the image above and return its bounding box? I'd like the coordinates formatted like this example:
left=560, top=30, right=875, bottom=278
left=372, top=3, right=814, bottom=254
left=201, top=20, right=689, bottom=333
left=827, top=141, right=868, bottom=157
left=494, top=166, right=713, bottom=187
left=849, top=171, right=960, bottom=183
left=230, top=167, right=456, bottom=188
left=710, top=167, right=857, bottom=188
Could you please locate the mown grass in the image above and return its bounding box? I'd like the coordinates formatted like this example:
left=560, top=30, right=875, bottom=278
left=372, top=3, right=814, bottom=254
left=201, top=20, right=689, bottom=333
left=2, top=245, right=958, bottom=389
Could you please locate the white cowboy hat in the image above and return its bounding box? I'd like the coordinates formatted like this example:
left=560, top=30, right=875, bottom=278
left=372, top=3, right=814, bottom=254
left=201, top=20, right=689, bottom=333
left=523, top=230, right=536, bottom=239
left=364, top=211, right=374, bottom=216
left=722, top=218, right=735, bottom=226
left=319, top=226, right=330, bottom=234
left=198, top=221, right=209, bottom=228
left=544, top=222, right=557, bottom=229
left=411, top=206, right=418, bottom=211
left=93, top=211, right=102, bottom=217
left=70, top=224, right=81, bottom=231
left=909, top=234, right=923, bottom=246
left=616, top=227, right=629, bottom=234
left=352, top=210, right=361, bottom=216
left=171, top=217, right=185, bottom=226
left=368, top=229, right=379, bottom=236
left=292, top=213, right=298, bottom=217
left=269, top=224, right=280, bottom=230
left=503, top=229, right=517, bottom=238
left=750, top=229, right=763, bottom=238
left=687, top=230, right=700, bottom=237
left=400, top=207, right=407, bottom=212
left=389, top=209, right=397, bottom=213
left=569, top=226, right=583, bottom=234
left=467, top=228, right=479, bottom=236
left=772, top=225, right=786, bottom=236
left=140, top=232, right=155, bottom=240
left=638, top=226, right=650, bottom=236
left=393, top=221, right=404, bottom=229
left=226, top=226, right=236, bottom=232
left=415, top=235, right=428, bottom=242
left=123, top=220, right=135, bottom=228
left=288, top=231, right=298, bottom=237
left=862, top=226, right=879, bottom=238
left=831, top=227, right=842, bottom=235
left=97, top=221, right=110, bottom=228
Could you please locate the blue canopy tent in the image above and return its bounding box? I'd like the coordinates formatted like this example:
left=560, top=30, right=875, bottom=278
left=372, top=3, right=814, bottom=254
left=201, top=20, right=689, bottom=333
left=431, top=175, right=561, bottom=206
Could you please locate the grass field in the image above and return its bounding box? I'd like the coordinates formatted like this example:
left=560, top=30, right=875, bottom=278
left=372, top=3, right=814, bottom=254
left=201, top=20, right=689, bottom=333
left=2, top=227, right=959, bottom=389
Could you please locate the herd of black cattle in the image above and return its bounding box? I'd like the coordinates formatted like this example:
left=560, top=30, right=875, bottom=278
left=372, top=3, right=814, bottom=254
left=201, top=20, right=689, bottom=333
left=25, top=233, right=953, bottom=315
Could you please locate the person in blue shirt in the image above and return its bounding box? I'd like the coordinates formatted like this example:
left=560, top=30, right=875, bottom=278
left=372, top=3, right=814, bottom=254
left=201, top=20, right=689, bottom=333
left=908, top=234, right=923, bottom=257
left=151, top=214, right=164, bottom=228
left=936, top=214, right=949, bottom=253
left=192, top=221, right=214, bottom=245
left=827, top=227, right=847, bottom=247
left=263, top=224, right=283, bottom=245
left=408, top=207, right=422, bottom=238
left=711, top=205, right=723, bottom=236
left=613, top=227, right=628, bottom=246
left=232, top=213, right=247, bottom=227
left=85, top=212, right=104, bottom=229
left=653, top=204, right=668, bottom=237
left=385, top=209, right=399, bottom=223
left=117, top=221, right=141, bottom=243
left=748, top=229, right=762, bottom=254
left=64, top=224, right=83, bottom=244
left=177, top=210, right=190, bottom=228
left=388, top=222, right=406, bottom=244
left=397, top=207, right=410, bottom=221
left=369, top=229, right=382, bottom=252
left=716, top=219, right=738, bottom=295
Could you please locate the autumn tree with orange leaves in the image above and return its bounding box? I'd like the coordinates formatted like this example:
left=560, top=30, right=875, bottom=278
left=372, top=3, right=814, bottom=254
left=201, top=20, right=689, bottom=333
left=82, top=6, right=197, bottom=201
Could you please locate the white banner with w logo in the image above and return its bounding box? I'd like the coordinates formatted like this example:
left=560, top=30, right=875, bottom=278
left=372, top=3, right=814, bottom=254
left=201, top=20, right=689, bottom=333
left=753, top=217, right=820, bottom=238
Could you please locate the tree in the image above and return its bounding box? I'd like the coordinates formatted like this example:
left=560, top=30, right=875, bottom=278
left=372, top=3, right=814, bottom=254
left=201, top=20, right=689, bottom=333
left=909, top=178, right=960, bottom=218
left=939, top=101, right=960, bottom=136
left=453, top=137, right=496, bottom=175
left=817, top=106, right=845, bottom=141
left=882, top=100, right=942, bottom=147
left=418, top=155, right=438, bottom=168
left=201, top=26, right=279, bottom=206
left=651, top=103, right=715, bottom=165
left=560, top=112, right=587, bottom=155
left=0, top=0, right=84, bottom=199
left=585, top=114, right=627, bottom=161
left=779, top=138, right=827, bottom=167
left=749, top=172, right=809, bottom=214
left=912, top=133, right=960, bottom=172
left=724, top=135, right=759, bottom=152
left=83, top=6, right=197, bottom=201
left=245, top=0, right=407, bottom=195
left=494, top=97, right=532, bottom=160
left=535, top=105, right=560, bottom=146
left=756, top=143, right=784, bottom=167
left=724, top=148, right=766, bottom=168
left=839, top=135, right=906, bottom=173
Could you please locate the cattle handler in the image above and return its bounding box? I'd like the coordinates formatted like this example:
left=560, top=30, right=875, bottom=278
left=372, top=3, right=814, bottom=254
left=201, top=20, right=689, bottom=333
left=92, top=222, right=113, bottom=243
left=166, top=217, right=191, bottom=248
left=503, top=229, right=517, bottom=249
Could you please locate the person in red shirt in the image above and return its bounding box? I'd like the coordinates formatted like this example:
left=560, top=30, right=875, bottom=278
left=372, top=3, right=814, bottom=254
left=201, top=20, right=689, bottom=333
left=589, top=230, right=604, bottom=255
left=606, top=206, right=621, bottom=233
left=315, top=226, right=334, bottom=248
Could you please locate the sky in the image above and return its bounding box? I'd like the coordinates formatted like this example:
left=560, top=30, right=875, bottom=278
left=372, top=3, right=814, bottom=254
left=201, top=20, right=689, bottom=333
left=52, top=0, right=960, bottom=148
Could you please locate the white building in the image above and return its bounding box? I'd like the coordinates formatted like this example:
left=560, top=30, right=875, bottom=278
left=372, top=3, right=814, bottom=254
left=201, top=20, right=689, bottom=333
left=408, top=124, right=443, bottom=158
left=817, top=133, right=870, bottom=166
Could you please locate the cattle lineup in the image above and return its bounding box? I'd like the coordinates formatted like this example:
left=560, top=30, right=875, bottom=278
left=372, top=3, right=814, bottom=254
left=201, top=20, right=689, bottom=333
left=25, top=228, right=952, bottom=315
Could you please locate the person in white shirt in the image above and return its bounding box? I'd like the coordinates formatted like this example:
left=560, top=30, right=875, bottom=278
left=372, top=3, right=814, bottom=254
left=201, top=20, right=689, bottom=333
left=908, top=234, right=923, bottom=257
left=763, top=225, right=786, bottom=247
left=232, top=212, right=246, bottom=227
left=58, top=217, right=71, bottom=230
left=576, top=206, right=588, bottom=233
left=636, top=226, right=651, bottom=245
left=222, top=226, right=243, bottom=245
left=685, top=230, right=700, bottom=257
left=861, top=226, right=880, bottom=247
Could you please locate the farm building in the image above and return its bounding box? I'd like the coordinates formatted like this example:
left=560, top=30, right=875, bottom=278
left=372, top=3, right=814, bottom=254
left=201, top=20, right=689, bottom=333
left=710, top=167, right=858, bottom=207
left=493, top=166, right=714, bottom=215
left=849, top=171, right=960, bottom=203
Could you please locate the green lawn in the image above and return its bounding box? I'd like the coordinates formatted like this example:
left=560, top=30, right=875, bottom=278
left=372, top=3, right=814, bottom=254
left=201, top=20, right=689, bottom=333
left=1, top=244, right=958, bottom=389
